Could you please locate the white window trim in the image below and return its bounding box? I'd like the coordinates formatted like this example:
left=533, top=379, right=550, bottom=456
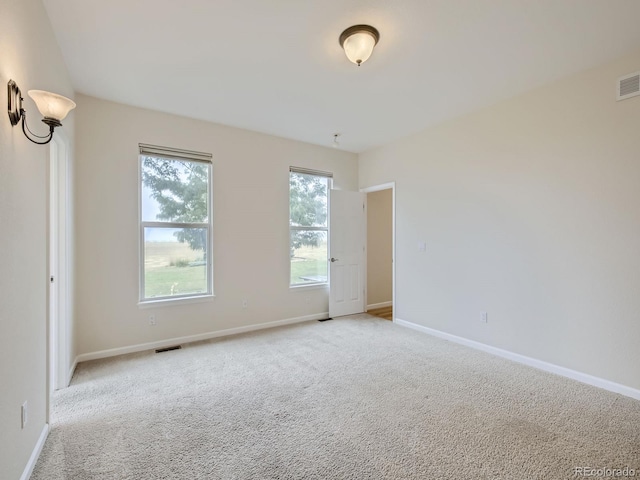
left=138, top=294, right=215, bottom=309
left=289, top=167, right=332, bottom=288
left=138, top=146, right=214, bottom=304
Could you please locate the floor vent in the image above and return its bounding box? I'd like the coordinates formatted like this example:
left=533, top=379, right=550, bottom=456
left=617, top=71, right=640, bottom=101
left=155, top=345, right=182, bottom=353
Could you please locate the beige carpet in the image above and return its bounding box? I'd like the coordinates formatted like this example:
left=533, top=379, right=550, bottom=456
left=32, top=315, right=640, bottom=479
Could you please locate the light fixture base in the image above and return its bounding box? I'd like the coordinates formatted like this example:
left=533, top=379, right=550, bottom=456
left=7, top=80, right=23, bottom=126
left=339, top=25, right=380, bottom=48
left=42, top=117, right=62, bottom=128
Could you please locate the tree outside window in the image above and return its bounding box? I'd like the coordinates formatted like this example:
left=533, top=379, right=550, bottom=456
left=140, top=155, right=212, bottom=301
left=289, top=170, right=331, bottom=286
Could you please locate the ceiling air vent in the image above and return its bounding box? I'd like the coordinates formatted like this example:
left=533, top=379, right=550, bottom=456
left=617, top=71, right=640, bottom=101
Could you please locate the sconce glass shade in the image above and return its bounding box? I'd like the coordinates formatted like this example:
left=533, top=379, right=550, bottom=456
left=27, top=90, right=76, bottom=123
left=339, top=25, right=380, bottom=66
left=7, top=79, right=74, bottom=145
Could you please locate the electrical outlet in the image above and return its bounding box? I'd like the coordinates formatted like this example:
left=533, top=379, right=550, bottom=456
left=149, top=314, right=156, bottom=326
left=480, top=312, right=488, bottom=323
left=242, top=299, right=248, bottom=308
left=21, top=401, right=28, bottom=429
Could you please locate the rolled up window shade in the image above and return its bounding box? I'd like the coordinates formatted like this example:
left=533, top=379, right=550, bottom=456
left=139, top=143, right=212, bottom=164
left=289, top=166, right=333, bottom=178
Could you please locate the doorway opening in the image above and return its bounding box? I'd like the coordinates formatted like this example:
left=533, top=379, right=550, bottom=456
left=361, top=183, right=395, bottom=322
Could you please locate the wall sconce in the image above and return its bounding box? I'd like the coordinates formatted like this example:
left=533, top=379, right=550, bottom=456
left=7, top=80, right=76, bottom=145
left=339, top=25, right=380, bottom=66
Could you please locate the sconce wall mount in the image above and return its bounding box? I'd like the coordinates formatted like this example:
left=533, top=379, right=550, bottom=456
left=7, top=79, right=75, bottom=145
left=7, top=80, right=22, bottom=126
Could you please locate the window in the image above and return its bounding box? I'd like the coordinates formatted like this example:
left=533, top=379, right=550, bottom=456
left=139, top=144, right=213, bottom=302
left=289, top=167, right=332, bottom=286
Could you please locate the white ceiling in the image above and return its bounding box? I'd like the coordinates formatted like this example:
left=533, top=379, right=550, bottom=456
left=43, top=0, right=640, bottom=153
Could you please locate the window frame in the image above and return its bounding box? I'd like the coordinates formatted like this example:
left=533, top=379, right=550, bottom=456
left=289, top=167, right=333, bottom=288
left=138, top=144, right=214, bottom=304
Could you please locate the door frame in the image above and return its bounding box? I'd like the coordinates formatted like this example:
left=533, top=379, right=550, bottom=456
left=48, top=131, right=71, bottom=406
left=360, top=182, right=396, bottom=322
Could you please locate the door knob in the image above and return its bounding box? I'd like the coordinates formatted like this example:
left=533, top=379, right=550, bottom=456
left=330, top=257, right=339, bottom=263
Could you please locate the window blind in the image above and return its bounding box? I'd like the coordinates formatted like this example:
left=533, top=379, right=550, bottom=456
left=289, top=166, right=333, bottom=178
left=139, top=143, right=212, bottom=164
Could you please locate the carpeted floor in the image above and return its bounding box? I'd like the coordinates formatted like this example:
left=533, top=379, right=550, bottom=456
left=32, top=315, right=640, bottom=479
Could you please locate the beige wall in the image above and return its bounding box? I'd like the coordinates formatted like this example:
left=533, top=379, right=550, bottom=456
left=359, top=49, right=640, bottom=391
left=74, top=95, right=358, bottom=355
left=366, top=189, right=393, bottom=307
left=0, top=0, right=75, bottom=478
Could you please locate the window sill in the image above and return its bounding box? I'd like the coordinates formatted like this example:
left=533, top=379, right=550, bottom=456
left=289, top=283, right=328, bottom=291
left=138, top=294, right=215, bottom=309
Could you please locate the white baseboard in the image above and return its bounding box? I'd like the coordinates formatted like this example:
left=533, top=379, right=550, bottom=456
left=67, top=358, right=78, bottom=386
left=366, top=301, right=392, bottom=311
left=20, top=423, right=49, bottom=480
left=76, top=312, right=328, bottom=363
left=394, top=318, right=640, bottom=401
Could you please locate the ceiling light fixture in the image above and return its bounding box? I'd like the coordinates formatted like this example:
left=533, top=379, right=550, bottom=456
left=7, top=80, right=76, bottom=145
left=339, top=25, right=380, bottom=66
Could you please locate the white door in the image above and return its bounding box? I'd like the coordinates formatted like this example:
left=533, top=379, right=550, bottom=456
left=49, top=135, right=70, bottom=394
left=49, top=148, right=59, bottom=397
left=329, top=189, right=366, bottom=318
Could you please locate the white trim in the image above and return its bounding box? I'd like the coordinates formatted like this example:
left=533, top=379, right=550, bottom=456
left=289, top=283, right=329, bottom=291
left=138, top=294, right=215, bottom=309
left=68, top=357, right=78, bottom=384
left=139, top=157, right=214, bottom=302
left=76, top=312, right=328, bottom=363
left=360, top=182, right=396, bottom=322
left=360, top=182, right=395, bottom=194
left=20, top=423, right=49, bottom=480
left=289, top=171, right=332, bottom=288
left=366, top=301, right=392, bottom=310
left=394, top=318, right=640, bottom=401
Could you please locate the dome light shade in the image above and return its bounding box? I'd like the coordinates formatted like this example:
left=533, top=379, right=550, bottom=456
left=339, top=25, right=380, bottom=66
left=28, top=90, right=76, bottom=123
